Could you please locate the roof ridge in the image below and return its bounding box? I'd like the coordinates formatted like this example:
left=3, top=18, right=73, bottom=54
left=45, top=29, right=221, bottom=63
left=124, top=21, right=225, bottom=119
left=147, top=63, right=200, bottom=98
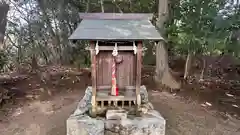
left=79, top=13, right=153, bottom=20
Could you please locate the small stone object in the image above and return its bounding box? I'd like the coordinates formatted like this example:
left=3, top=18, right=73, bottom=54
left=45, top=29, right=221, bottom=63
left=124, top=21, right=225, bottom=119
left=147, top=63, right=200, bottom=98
left=140, top=85, right=149, bottom=103
left=73, top=87, right=92, bottom=116
left=106, top=109, right=127, bottom=120
left=139, top=102, right=154, bottom=114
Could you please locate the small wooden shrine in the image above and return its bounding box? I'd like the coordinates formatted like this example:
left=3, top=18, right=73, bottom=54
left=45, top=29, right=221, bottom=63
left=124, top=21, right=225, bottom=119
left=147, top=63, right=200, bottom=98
left=69, top=13, right=163, bottom=117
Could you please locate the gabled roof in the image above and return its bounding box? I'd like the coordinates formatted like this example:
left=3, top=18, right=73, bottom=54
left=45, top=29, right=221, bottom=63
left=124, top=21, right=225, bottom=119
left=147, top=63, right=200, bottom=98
left=69, top=13, right=163, bottom=41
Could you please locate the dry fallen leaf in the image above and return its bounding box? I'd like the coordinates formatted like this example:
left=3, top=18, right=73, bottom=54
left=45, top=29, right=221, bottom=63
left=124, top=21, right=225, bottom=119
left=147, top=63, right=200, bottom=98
left=232, top=104, right=239, bottom=108
left=205, top=102, right=212, bottom=106
left=225, top=93, right=234, bottom=97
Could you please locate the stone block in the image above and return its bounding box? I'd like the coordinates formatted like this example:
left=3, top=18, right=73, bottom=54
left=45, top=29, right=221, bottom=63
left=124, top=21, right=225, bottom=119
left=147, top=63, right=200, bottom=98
left=105, top=109, right=165, bottom=135
left=67, top=115, right=104, bottom=135
left=106, top=109, right=127, bottom=120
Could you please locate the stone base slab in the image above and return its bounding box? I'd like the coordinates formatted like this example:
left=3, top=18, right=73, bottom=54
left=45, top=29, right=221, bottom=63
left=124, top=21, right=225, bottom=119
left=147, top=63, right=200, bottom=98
left=66, top=86, right=165, bottom=135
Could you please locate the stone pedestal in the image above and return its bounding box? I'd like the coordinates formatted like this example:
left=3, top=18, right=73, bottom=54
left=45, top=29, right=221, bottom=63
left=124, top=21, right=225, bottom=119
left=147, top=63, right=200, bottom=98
left=66, top=86, right=166, bottom=135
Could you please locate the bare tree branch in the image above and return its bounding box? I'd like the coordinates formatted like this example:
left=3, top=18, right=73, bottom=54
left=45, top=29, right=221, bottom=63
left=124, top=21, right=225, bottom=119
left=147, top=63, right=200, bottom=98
left=6, top=34, right=19, bottom=48
left=100, top=0, right=105, bottom=13
left=85, top=0, right=90, bottom=12
left=113, top=0, right=123, bottom=13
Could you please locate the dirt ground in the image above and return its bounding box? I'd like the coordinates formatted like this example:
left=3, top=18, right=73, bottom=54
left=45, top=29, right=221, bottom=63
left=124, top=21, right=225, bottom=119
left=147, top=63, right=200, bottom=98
left=0, top=66, right=240, bottom=135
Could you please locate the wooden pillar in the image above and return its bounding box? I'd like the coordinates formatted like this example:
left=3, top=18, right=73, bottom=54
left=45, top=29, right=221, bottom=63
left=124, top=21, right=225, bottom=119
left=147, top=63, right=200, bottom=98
left=90, top=41, right=97, bottom=116
left=136, top=41, right=142, bottom=107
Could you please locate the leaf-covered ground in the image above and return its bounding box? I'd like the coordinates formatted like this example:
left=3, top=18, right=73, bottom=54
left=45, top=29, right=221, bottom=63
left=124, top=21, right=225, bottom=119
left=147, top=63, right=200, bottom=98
left=0, top=65, right=239, bottom=135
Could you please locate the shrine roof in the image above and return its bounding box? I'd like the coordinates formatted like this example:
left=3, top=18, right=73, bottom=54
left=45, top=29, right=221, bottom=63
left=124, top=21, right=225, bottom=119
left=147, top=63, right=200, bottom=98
left=69, top=13, right=163, bottom=41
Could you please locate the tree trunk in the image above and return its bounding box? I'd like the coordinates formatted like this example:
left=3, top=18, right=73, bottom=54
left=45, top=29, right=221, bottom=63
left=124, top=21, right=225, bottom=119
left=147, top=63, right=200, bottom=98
left=37, top=42, right=48, bottom=64
left=155, top=0, right=180, bottom=89
left=184, top=52, right=192, bottom=79
left=58, top=0, right=71, bottom=65
left=200, top=58, right=206, bottom=81
left=0, top=3, right=9, bottom=49
left=144, top=43, right=155, bottom=65
left=155, top=41, right=180, bottom=89
left=36, top=0, right=61, bottom=64
left=31, top=54, right=38, bottom=72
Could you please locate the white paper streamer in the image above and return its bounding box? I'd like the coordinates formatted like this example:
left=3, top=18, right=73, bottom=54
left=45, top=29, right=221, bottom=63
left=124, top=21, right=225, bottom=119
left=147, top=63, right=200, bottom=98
left=112, top=43, right=118, bottom=56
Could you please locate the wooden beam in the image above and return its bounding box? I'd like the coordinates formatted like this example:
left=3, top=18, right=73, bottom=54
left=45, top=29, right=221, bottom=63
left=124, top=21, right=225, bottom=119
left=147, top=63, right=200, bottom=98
left=90, top=41, right=97, bottom=112
left=85, top=46, right=136, bottom=51
left=136, top=41, right=142, bottom=107
left=96, top=95, right=135, bottom=101
left=97, top=85, right=135, bottom=90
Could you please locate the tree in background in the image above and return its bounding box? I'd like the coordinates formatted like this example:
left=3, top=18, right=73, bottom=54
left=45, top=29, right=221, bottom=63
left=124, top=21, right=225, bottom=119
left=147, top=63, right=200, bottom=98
left=0, top=2, right=9, bottom=71
left=2, top=0, right=240, bottom=86
left=155, top=0, right=180, bottom=89
left=0, top=2, right=9, bottom=48
left=165, top=0, right=240, bottom=80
